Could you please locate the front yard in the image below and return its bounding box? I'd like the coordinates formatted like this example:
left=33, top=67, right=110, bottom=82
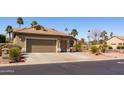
left=81, top=52, right=124, bottom=60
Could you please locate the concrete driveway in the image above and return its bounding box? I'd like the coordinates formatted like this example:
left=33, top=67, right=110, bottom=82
left=25, top=53, right=94, bottom=64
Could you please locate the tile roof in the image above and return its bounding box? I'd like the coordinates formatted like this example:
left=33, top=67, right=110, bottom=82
left=13, top=27, right=69, bottom=37
left=107, top=36, right=124, bottom=41
left=116, top=36, right=124, bottom=41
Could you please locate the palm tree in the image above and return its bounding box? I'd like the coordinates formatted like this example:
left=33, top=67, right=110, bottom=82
left=88, top=30, right=90, bottom=33
left=105, top=35, right=108, bottom=40
left=71, top=29, right=78, bottom=37
left=17, top=17, right=24, bottom=28
left=31, top=20, right=38, bottom=27
left=100, top=30, right=107, bottom=40
left=64, top=27, right=68, bottom=35
left=87, top=30, right=91, bottom=46
left=110, top=32, right=113, bottom=38
left=65, top=28, right=68, bottom=32
left=5, top=25, right=13, bottom=41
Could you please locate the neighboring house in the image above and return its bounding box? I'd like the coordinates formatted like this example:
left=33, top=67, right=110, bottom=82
left=12, top=25, right=76, bottom=53
left=107, top=36, right=124, bottom=49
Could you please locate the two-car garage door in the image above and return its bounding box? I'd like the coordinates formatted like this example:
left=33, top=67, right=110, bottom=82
left=26, top=39, right=56, bottom=53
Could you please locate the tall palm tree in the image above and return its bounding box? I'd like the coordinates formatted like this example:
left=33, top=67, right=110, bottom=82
left=65, top=28, right=68, bottom=32
left=87, top=30, right=91, bottom=46
left=100, top=30, right=107, bottom=40
left=5, top=25, right=13, bottom=40
left=71, top=29, right=78, bottom=37
left=17, top=17, right=24, bottom=28
left=110, top=32, right=113, bottom=38
left=31, top=20, right=38, bottom=27
left=88, top=30, right=90, bottom=33
left=65, top=27, right=68, bottom=35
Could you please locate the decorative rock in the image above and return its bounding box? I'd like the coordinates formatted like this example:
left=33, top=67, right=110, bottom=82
left=1, top=48, right=9, bottom=63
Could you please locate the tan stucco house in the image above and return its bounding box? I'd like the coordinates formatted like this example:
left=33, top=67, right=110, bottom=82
left=107, top=36, right=124, bottom=49
left=12, top=25, right=76, bottom=53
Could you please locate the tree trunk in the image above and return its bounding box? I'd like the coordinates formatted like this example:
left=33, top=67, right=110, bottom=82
left=9, top=33, right=11, bottom=42
left=19, top=24, right=21, bottom=28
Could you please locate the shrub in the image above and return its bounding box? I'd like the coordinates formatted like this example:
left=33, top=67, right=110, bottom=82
left=9, top=47, right=21, bottom=62
left=103, top=44, right=108, bottom=48
left=0, top=43, right=6, bottom=48
left=0, top=34, right=6, bottom=43
left=116, top=46, right=124, bottom=49
left=90, top=45, right=100, bottom=54
left=117, top=46, right=121, bottom=49
left=74, top=43, right=81, bottom=49
left=108, top=46, right=113, bottom=49
left=121, top=46, right=124, bottom=49
left=99, top=44, right=108, bottom=53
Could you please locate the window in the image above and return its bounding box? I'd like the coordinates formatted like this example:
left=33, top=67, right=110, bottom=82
left=119, top=43, right=122, bottom=45
left=111, top=43, right=116, bottom=45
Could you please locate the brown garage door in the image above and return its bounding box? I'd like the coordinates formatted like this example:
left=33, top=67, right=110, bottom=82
left=26, top=39, right=56, bottom=53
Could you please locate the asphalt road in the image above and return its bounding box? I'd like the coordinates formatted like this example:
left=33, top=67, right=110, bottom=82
left=1, top=59, right=124, bottom=75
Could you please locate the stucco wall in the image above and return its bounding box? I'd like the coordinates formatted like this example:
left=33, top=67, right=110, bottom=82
left=13, top=35, right=25, bottom=48
left=13, top=34, right=75, bottom=52
left=107, top=37, right=124, bottom=49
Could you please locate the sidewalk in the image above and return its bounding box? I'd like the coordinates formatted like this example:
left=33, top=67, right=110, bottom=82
left=0, top=52, right=124, bottom=67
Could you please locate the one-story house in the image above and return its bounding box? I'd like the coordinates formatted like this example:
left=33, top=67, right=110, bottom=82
left=106, top=36, right=124, bottom=49
left=12, top=25, right=77, bottom=53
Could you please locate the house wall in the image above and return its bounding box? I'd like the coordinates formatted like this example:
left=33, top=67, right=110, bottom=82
left=13, top=34, right=75, bottom=52
left=13, top=35, right=26, bottom=48
left=107, top=37, right=124, bottom=49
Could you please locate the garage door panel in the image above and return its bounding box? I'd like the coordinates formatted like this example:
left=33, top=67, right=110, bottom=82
left=26, top=39, right=56, bottom=53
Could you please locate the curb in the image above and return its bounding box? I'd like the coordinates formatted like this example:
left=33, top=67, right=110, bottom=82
left=0, top=58, right=124, bottom=67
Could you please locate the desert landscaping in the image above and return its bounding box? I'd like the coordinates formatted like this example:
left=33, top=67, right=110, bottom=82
left=0, top=17, right=124, bottom=65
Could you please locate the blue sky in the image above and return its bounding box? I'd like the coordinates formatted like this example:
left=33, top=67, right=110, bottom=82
left=0, top=17, right=124, bottom=40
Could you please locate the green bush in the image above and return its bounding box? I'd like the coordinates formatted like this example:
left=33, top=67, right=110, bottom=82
left=121, top=46, right=124, bottom=49
left=90, top=45, right=100, bottom=54
left=116, top=46, right=124, bottom=49
left=9, top=47, right=21, bottom=62
left=74, top=43, right=81, bottom=49
left=103, top=44, right=108, bottom=48
left=74, top=43, right=82, bottom=52
left=117, top=46, right=121, bottom=49
left=108, top=46, right=113, bottom=49
left=0, top=34, right=6, bottom=43
left=99, top=44, right=108, bottom=53
left=0, top=43, right=6, bottom=48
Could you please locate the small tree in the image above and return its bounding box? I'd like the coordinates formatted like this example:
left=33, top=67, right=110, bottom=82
left=88, top=29, right=102, bottom=42
left=90, top=45, right=100, bottom=55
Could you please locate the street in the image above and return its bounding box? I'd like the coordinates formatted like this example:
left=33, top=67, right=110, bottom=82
left=0, top=59, right=124, bottom=75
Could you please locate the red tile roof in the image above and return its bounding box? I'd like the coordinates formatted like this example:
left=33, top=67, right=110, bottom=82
left=13, top=27, right=67, bottom=35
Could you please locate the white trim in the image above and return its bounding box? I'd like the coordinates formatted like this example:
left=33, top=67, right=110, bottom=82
left=25, top=36, right=58, bottom=53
